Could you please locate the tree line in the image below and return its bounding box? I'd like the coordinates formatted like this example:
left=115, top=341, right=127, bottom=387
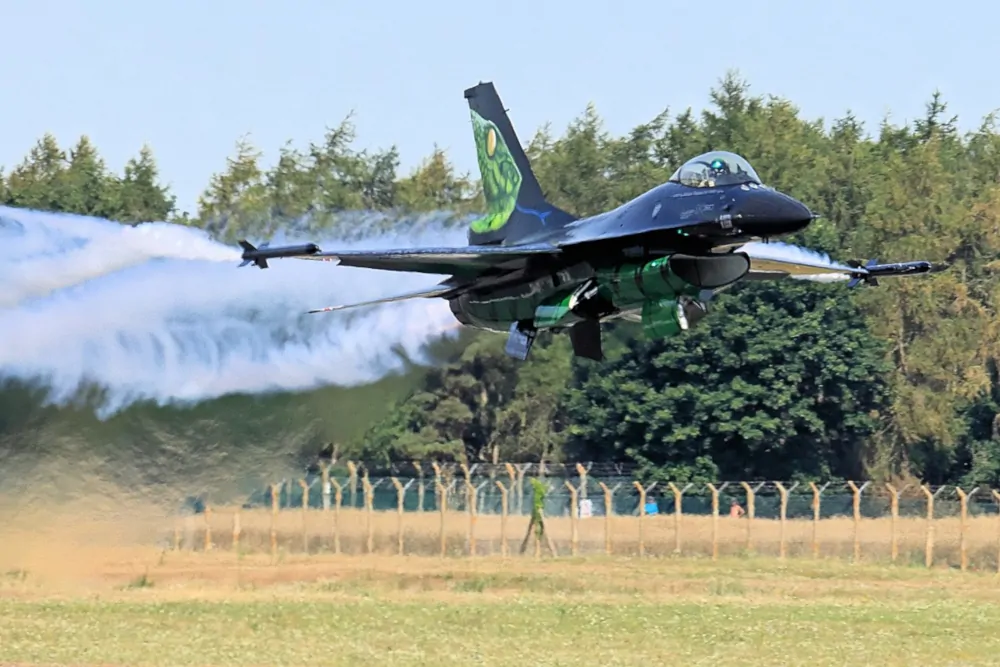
left=3, top=72, right=999, bottom=489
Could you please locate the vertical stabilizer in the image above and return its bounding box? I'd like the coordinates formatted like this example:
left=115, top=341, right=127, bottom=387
left=464, top=81, right=576, bottom=246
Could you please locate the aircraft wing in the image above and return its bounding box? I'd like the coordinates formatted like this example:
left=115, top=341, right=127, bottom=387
left=307, top=283, right=457, bottom=314
left=238, top=240, right=562, bottom=277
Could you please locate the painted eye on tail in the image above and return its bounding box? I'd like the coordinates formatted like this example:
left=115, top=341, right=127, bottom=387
left=486, top=127, right=497, bottom=158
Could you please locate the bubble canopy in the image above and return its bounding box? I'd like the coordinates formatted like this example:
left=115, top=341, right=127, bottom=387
left=668, top=151, right=762, bottom=188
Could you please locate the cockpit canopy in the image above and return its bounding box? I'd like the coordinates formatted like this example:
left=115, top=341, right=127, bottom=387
left=668, top=151, right=762, bottom=188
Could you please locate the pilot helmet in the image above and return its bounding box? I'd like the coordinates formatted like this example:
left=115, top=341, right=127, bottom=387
left=708, top=157, right=731, bottom=177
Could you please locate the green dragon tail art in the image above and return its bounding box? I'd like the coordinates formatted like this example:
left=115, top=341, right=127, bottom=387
left=469, top=109, right=522, bottom=234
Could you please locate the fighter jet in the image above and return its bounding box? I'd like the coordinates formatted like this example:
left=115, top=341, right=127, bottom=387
left=238, top=82, right=934, bottom=362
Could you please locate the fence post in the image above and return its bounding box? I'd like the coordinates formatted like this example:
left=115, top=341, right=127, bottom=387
left=299, top=479, right=309, bottom=553
left=565, top=481, right=579, bottom=556
left=518, top=465, right=530, bottom=514
left=362, top=472, right=374, bottom=555
left=921, top=485, right=946, bottom=568
left=496, top=481, right=509, bottom=557
left=808, top=482, right=829, bottom=558
left=739, top=481, right=765, bottom=553
left=775, top=482, right=789, bottom=559
left=268, top=483, right=280, bottom=560
left=955, top=487, right=978, bottom=571
left=597, top=482, right=614, bottom=555
left=232, top=508, right=240, bottom=553
left=467, top=479, right=478, bottom=557
left=321, top=463, right=331, bottom=511
left=668, top=483, right=691, bottom=554
left=461, top=464, right=476, bottom=556
left=846, top=481, right=869, bottom=563
left=413, top=461, right=424, bottom=512
left=633, top=481, right=647, bottom=557
left=391, top=477, right=405, bottom=555
left=431, top=460, right=442, bottom=508
left=346, top=461, right=358, bottom=509
left=886, top=483, right=901, bottom=563
left=436, top=480, right=447, bottom=557
left=575, top=463, right=590, bottom=501
left=706, top=483, right=728, bottom=561
left=331, top=478, right=342, bottom=555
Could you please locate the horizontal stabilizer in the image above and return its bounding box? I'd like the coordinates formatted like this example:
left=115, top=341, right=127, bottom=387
left=308, top=284, right=456, bottom=314
left=238, top=239, right=561, bottom=277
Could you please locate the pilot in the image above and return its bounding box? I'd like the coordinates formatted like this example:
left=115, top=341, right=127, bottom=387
left=698, top=158, right=731, bottom=187
left=708, top=157, right=730, bottom=175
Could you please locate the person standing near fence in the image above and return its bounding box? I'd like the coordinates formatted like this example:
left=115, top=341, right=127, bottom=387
left=729, top=500, right=745, bottom=518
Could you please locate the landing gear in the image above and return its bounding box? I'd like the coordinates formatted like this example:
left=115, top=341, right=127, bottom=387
left=678, top=295, right=709, bottom=330
left=569, top=319, right=603, bottom=361
left=504, top=321, right=537, bottom=360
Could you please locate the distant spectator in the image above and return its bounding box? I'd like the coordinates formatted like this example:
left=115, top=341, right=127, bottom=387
left=644, top=497, right=659, bottom=516
left=729, top=500, right=745, bottom=518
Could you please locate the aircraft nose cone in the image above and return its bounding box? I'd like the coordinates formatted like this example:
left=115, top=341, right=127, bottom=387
left=735, top=188, right=813, bottom=237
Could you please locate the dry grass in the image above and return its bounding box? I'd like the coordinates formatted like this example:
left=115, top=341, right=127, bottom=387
left=3, top=548, right=1000, bottom=665
left=167, top=504, right=1000, bottom=570
left=4, top=483, right=1000, bottom=665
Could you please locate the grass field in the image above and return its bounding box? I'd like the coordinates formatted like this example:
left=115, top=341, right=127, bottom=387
left=3, top=493, right=1000, bottom=666
left=3, top=548, right=1000, bottom=666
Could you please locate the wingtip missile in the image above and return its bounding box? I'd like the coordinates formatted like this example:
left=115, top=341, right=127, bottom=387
left=846, top=258, right=935, bottom=287
left=307, top=305, right=347, bottom=314
left=238, top=240, right=321, bottom=269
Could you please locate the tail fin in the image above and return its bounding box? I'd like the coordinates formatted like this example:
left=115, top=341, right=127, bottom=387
left=464, top=81, right=577, bottom=245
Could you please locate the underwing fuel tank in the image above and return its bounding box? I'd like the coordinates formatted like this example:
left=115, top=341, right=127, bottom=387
left=531, top=252, right=748, bottom=329
left=595, top=252, right=750, bottom=307
left=641, top=297, right=710, bottom=338
left=450, top=252, right=749, bottom=333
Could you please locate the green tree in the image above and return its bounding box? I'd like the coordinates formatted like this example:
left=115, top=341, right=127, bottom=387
left=562, top=281, right=892, bottom=483
left=196, top=135, right=270, bottom=241
left=396, top=146, right=478, bottom=213
left=116, top=145, right=176, bottom=223
left=5, top=134, right=70, bottom=211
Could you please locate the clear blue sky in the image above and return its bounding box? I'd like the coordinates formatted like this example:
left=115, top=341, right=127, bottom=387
left=4, top=0, right=999, bottom=217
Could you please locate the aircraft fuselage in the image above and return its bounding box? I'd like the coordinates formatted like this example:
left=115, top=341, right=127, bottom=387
left=447, top=178, right=815, bottom=337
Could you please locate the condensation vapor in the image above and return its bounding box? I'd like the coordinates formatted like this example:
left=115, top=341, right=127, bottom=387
left=0, top=206, right=467, bottom=418
left=740, top=240, right=854, bottom=282
left=0, top=206, right=242, bottom=308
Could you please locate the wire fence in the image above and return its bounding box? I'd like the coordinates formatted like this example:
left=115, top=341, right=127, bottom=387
left=170, top=461, right=1000, bottom=571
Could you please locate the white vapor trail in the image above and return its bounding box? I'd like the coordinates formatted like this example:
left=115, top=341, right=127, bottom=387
left=740, top=240, right=854, bottom=282
left=0, top=207, right=466, bottom=418
left=0, top=206, right=241, bottom=308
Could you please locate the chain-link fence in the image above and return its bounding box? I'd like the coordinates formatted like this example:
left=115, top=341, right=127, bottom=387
left=170, top=462, right=1000, bottom=571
